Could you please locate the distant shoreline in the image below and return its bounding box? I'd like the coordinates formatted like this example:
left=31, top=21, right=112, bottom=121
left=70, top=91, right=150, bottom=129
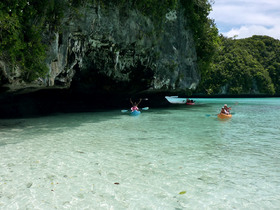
left=190, top=94, right=280, bottom=98
left=0, top=88, right=279, bottom=119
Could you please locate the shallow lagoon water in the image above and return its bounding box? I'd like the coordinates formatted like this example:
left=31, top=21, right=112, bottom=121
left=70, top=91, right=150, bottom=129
left=0, top=98, right=279, bottom=209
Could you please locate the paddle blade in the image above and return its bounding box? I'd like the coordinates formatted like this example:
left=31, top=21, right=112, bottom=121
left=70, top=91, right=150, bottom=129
left=121, top=110, right=128, bottom=113
left=142, top=107, right=149, bottom=110
left=205, top=114, right=218, bottom=117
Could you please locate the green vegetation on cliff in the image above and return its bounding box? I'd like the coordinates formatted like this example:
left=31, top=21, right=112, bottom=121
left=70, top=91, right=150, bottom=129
left=0, top=0, right=49, bottom=81
left=181, top=0, right=219, bottom=79
left=198, top=35, right=280, bottom=95
left=0, top=0, right=217, bottom=86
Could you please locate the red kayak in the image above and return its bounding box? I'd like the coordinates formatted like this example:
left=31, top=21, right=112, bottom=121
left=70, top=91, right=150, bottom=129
left=186, top=102, right=195, bottom=105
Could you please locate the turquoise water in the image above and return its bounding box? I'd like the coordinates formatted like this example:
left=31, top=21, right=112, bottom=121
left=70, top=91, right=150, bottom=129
left=0, top=98, right=279, bottom=209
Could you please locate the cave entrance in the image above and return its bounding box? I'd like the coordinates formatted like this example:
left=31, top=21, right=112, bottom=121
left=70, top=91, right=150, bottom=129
left=70, top=57, right=154, bottom=95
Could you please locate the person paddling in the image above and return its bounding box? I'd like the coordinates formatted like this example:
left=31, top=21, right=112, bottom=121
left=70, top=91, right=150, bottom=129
left=220, top=107, right=228, bottom=115
left=220, top=104, right=231, bottom=115
left=223, top=104, right=231, bottom=114
left=130, top=98, right=142, bottom=111
left=187, top=98, right=194, bottom=103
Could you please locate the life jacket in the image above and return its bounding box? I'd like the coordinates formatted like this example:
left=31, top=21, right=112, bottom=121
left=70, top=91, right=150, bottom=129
left=224, top=107, right=230, bottom=114
left=131, top=106, right=138, bottom=111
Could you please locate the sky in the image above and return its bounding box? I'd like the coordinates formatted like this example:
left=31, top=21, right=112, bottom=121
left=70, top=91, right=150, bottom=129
left=209, top=0, right=280, bottom=40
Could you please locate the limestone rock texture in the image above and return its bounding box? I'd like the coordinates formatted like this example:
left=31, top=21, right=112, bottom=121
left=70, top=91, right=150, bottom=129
left=1, top=2, right=199, bottom=94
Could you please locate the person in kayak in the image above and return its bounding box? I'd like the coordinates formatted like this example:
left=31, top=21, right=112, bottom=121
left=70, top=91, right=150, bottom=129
left=130, top=98, right=142, bottom=111
left=223, top=104, right=231, bottom=114
left=220, top=107, right=229, bottom=115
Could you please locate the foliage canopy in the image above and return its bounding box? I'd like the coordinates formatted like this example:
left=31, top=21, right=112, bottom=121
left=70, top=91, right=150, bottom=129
left=198, top=35, right=280, bottom=95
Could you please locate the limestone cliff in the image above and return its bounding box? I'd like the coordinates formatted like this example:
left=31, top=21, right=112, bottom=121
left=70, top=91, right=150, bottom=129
left=1, top=1, right=199, bottom=93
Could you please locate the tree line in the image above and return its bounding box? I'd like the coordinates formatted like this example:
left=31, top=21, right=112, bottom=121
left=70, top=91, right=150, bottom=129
left=2, top=1, right=279, bottom=96
left=197, top=35, right=280, bottom=95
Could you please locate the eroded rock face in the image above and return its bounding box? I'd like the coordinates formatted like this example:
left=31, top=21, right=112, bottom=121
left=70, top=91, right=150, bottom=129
left=1, top=2, right=199, bottom=93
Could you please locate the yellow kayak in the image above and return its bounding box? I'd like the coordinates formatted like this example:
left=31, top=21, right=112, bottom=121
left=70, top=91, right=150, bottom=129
left=217, top=113, right=232, bottom=119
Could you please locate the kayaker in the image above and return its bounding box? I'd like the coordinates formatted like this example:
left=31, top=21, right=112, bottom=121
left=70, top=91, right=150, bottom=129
left=223, top=104, right=231, bottom=114
left=220, top=107, right=230, bottom=115
left=187, top=98, right=194, bottom=103
left=130, top=98, right=142, bottom=111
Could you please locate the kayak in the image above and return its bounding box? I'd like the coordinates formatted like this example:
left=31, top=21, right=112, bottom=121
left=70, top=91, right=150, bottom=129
left=217, top=113, right=232, bottom=119
left=121, top=107, right=149, bottom=115
left=130, top=110, right=141, bottom=116
left=186, top=102, right=195, bottom=105
left=121, top=107, right=149, bottom=113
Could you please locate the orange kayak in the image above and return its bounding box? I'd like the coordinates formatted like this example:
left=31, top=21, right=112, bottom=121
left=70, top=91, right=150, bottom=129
left=217, top=113, right=232, bottom=119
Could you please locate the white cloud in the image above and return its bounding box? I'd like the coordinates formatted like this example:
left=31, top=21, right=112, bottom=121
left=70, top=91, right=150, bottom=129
left=225, top=25, right=280, bottom=39
left=210, top=0, right=280, bottom=40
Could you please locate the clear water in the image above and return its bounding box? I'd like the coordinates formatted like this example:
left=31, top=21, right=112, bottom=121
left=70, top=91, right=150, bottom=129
left=0, top=98, right=279, bottom=209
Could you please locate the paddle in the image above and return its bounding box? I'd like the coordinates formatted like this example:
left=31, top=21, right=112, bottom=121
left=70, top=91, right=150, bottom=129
left=121, top=107, right=149, bottom=113
left=205, top=112, right=236, bottom=117
left=206, top=101, right=238, bottom=117
left=121, top=97, right=149, bottom=113
left=205, top=114, right=218, bottom=117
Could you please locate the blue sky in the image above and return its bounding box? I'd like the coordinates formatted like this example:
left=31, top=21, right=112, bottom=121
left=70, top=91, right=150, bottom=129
left=209, top=0, right=280, bottom=40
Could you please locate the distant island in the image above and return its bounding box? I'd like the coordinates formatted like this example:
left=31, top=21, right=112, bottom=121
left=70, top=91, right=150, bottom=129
left=196, top=35, right=280, bottom=96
